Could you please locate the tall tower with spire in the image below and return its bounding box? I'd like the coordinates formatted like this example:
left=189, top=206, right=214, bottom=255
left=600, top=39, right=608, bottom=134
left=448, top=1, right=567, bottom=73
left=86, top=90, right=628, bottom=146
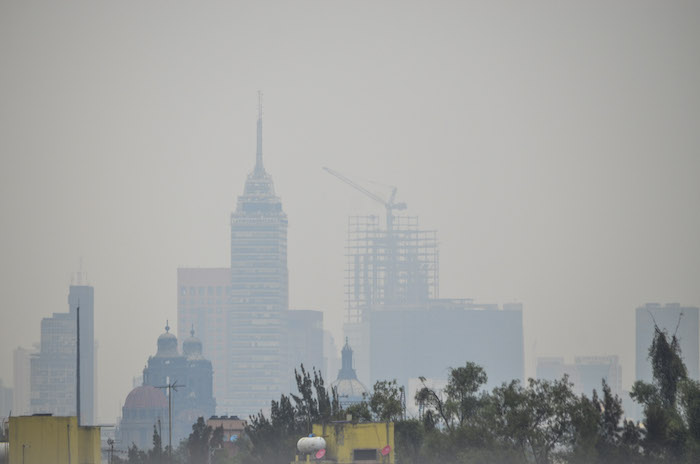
left=227, top=92, right=289, bottom=416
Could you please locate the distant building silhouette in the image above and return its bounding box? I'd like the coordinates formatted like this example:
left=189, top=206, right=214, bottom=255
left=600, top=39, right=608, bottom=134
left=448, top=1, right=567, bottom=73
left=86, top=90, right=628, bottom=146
left=141, top=323, right=216, bottom=445
left=29, top=282, right=95, bottom=424
left=536, top=355, right=622, bottom=399
left=636, top=303, right=699, bottom=383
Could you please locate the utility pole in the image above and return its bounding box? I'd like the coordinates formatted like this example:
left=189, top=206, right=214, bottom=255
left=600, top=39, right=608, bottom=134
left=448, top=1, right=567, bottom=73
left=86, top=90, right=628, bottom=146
left=157, top=380, right=184, bottom=458
left=76, top=304, right=81, bottom=426
left=106, top=438, right=114, bottom=464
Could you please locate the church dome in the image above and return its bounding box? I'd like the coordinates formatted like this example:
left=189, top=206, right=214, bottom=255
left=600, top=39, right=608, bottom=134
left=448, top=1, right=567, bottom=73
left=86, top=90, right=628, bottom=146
left=182, top=326, right=203, bottom=360
left=331, top=378, right=368, bottom=404
left=156, top=322, right=179, bottom=357
left=123, top=385, right=167, bottom=409
left=331, top=338, right=368, bottom=405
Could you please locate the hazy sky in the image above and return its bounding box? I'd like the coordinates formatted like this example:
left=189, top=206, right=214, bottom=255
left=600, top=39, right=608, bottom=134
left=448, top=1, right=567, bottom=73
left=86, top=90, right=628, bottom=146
left=1, top=1, right=699, bottom=423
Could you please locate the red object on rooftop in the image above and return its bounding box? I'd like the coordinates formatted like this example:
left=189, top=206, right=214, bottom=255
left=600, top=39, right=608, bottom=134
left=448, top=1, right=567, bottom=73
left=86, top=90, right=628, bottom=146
left=381, top=445, right=391, bottom=456
left=315, top=449, right=326, bottom=460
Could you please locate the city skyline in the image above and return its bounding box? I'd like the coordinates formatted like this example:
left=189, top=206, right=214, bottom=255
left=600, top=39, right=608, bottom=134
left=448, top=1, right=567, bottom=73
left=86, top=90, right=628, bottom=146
left=1, top=1, right=699, bottom=425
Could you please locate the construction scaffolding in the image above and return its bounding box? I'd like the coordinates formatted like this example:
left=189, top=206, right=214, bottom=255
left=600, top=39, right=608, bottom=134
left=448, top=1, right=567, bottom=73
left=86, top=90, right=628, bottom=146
left=345, top=215, right=439, bottom=324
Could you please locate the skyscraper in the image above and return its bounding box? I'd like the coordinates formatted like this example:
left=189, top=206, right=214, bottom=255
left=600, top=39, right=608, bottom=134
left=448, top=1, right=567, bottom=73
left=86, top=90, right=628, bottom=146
left=227, top=95, right=289, bottom=416
left=30, top=282, right=95, bottom=424
left=69, top=282, right=96, bottom=425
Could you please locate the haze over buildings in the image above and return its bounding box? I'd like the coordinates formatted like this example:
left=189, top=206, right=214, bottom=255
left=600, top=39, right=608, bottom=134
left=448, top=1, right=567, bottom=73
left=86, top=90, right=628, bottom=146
left=1, top=2, right=699, bottom=424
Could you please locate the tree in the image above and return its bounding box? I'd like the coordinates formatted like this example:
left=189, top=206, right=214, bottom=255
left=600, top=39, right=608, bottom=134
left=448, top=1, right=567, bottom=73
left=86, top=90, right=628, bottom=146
left=650, top=325, right=688, bottom=407
left=186, top=417, right=224, bottom=464
left=631, top=325, right=689, bottom=461
left=369, top=379, right=404, bottom=422
left=444, top=362, right=488, bottom=428
left=568, top=380, right=643, bottom=464
left=127, top=444, right=147, bottom=464
left=243, top=366, right=338, bottom=464
left=415, top=363, right=488, bottom=432
left=344, top=400, right=372, bottom=422
left=290, top=365, right=340, bottom=432
left=148, top=424, right=165, bottom=464
left=488, top=377, right=579, bottom=464
left=679, top=379, right=700, bottom=461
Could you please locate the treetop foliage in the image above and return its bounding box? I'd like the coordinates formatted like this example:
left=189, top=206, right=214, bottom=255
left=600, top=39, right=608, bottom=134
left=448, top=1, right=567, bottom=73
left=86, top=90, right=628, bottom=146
left=124, top=326, right=700, bottom=463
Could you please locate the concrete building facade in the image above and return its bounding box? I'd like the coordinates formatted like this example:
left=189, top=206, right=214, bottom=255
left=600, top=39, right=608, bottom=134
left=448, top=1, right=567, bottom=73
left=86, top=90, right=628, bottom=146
left=9, top=415, right=100, bottom=464
left=310, top=422, right=395, bottom=464
left=369, top=300, right=524, bottom=391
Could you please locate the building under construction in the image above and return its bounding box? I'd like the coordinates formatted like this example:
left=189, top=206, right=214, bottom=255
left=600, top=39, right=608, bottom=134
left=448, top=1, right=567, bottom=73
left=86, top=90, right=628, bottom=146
left=345, top=214, right=439, bottom=324
left=327, top=168, right=523, bottom=390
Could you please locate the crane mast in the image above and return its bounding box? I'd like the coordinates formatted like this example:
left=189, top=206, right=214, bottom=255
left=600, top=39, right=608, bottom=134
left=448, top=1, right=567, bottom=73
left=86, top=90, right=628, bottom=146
left=323, top=167, right=407, bottom=304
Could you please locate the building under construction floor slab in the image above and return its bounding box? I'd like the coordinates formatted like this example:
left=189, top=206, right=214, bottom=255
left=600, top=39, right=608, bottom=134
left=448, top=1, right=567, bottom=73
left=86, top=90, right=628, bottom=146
left=345, top=215, right=438, bottom=325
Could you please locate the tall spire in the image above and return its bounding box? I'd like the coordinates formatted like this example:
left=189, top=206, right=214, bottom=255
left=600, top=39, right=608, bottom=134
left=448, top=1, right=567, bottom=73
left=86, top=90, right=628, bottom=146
left=254, top=90, right=265, bottom=176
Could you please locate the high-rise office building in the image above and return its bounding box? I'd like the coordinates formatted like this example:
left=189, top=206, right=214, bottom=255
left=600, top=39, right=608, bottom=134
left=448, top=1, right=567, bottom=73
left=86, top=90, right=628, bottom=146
left=227, top=97, right=288, bottom=417
left=13, top=346, right=34, bottom=416
left=370, top=300, right=524, bottom=390
left=30, top=282, right=95, bottom=424
left=636, top=303, right=699, bottom=383
left=177, top=267, right=231, bottom=405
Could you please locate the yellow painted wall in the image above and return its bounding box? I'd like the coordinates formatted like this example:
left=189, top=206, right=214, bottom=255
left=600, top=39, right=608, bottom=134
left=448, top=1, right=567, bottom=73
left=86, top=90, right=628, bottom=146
left=313, top=422, right=394, bottom=464
left=9, top=416, right=100, bottom=464
left=78, top=427, right=101, bottom=464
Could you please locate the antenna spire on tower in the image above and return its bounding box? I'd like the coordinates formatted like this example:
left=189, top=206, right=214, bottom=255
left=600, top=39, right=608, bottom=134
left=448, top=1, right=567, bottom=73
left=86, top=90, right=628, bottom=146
left=254, top=90, right=264, bottom=175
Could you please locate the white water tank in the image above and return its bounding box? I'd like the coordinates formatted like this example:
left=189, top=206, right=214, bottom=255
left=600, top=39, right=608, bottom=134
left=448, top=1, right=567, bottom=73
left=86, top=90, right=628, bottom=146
left=297, top=436, right=326, bottom=454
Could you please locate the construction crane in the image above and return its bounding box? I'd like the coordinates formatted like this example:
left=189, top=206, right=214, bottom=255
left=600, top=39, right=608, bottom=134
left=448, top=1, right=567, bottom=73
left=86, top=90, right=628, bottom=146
left=322, top=167, right=406, bottom=233
left=323, top=167, right=407, bottom=303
